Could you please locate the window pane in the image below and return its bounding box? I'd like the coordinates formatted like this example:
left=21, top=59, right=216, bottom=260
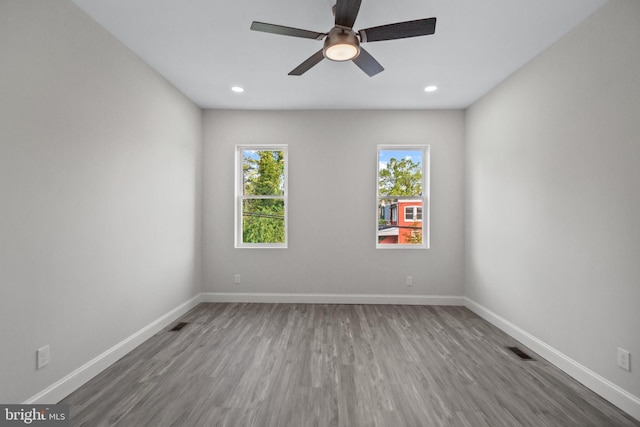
left=405, top=206, right=414, bottom=221
left=377, top=146, right=428, bottom=249
left=242, top=199, right=285, bottom=244
left=378, top=199, right=423, bottom=245
left=378, top=150, right=423, bottom=196
left=243, top=150, right=285, bottom=196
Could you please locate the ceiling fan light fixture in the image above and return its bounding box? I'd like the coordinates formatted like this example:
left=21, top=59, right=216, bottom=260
left=323, top=27, right=360, bottom=62
left=325, top=43, right=359, bottom=61
left=250, top=4, right=437, bottom=76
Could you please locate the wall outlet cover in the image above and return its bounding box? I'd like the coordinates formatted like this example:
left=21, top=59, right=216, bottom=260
left=37, top=345, right=50, bottom=369
left=617, top=348, right=630, bottom=372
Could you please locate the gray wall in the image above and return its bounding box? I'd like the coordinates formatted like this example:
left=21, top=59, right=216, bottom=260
left=3, top=0, right=637, bottom=415
left=203, top=110, right=465, bottom=298
left=466, top=0, right=640, bottom=399
left=0, top=1, right=202, bottom=402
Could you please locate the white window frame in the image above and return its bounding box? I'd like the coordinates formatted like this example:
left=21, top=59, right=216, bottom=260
left=235, top=145, right=288, bottom=248
left=404, top=206, right=423, bottom=222
left=376, top=145, right=430, bottom=249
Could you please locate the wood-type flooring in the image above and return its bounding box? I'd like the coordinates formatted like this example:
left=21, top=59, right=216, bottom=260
left=61, top=303, right=640, bottom=427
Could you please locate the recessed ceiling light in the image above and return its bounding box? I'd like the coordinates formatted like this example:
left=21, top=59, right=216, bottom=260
left=424, top=85, right=438, bottom=93
left=231, top=86, right=244, bottom=93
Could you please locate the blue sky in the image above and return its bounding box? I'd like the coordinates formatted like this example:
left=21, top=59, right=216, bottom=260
left=245, top=148, right=422, bottom=171
left=378, top=149, right=423, bottom=170
left=243, top=149, right=259, bottom=160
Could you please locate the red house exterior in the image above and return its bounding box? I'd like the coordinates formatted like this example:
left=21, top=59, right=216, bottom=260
left=378, top=200, right=423, bottom=244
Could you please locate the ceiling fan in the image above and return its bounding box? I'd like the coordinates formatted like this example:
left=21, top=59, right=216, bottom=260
left=250, top=0, right=437, bottom=77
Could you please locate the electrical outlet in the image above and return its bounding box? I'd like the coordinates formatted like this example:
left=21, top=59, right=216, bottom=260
left=406, top=276, right=414, bottom=286
left=37, top=345, right=50, bottom=369
left=617, top=348, right=630, bottom=371
left=234, top=274, right=241, bottom=285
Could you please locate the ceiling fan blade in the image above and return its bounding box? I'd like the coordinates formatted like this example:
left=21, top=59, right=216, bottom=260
left=358, top=18, right=436, bottom=43
left=334, top=0, right=362, bottom=29
left=250, top=21, right=326, bottom=40
left=289, top=49, right=325, bottom=76
left=352, top=47, right=384, bottom=77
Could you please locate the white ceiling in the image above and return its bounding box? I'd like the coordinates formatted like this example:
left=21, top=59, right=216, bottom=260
left=71, top=0, right=607, bottom=110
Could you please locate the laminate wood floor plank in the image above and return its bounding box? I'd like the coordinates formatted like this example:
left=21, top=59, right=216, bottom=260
left=61, top=303, right=639, bottom=427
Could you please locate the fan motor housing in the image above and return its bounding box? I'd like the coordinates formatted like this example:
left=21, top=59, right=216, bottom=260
left=323, top=27, right=360, bottom=61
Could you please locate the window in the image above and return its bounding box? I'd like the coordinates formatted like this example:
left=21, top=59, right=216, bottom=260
left=377, top=145, right=429, bottom=248
left=404, top=206, right=423, bottom=222
left=235, top=145, right=287, bottom=248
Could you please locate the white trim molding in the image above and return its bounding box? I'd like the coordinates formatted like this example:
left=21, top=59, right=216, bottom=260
left=24, top=292, right=463, bottom=405
left=201, top=292, right=464, bottom=306
left=25, top=293, right=637, bottom=422
left=24, top=294, right=202, bottom=405
left=464, top=297, right=640, bottom=422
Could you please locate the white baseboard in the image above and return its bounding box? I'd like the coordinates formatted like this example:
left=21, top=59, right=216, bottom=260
left=24, top=292, right=461, bottom=404
left=25, top=292, right=637, bottom=422
left=24, top=294, right=202, bottom=404
left=464, top=297, right=640, bottom=422
left=201, top=292, right=465, bottom=306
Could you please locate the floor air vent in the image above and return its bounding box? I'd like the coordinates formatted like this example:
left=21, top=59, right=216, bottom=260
left=507, top=346, right=534, bottom=360
left=170, top=322, right=189, bottom=331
